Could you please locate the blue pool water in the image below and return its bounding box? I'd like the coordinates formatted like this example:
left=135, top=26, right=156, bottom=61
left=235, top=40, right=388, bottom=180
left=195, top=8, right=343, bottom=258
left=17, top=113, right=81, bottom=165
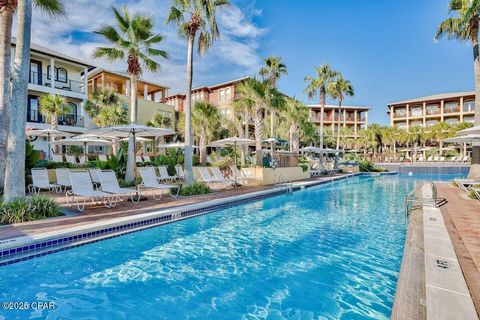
left=0, top=174, right=462, bottom=319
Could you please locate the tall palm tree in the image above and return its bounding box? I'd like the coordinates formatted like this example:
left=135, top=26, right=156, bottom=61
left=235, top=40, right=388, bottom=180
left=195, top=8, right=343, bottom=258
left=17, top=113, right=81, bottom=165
left=235, top=78, right=284, bottom=166
left=94, top=6, right=168, bottom=182
left=85, top=88, right=128, bottom=127
left=427, top=122, right=453, bottom=156
left=192, top=101, right=220, bottom=165
left=304, top=64, right=339, bottom=163
left=436, top=0, right=480, bottom=177
left=166, top=0, right=230, bottom=184
left=328, top=75, right=354, bottom=151
left=232, top=96, right=253, bottom=165
left=1, top=0, right=64, bottom=200
left=283, top=98, right=310, bottom=152
left=259, top=55, right=287, bottom=137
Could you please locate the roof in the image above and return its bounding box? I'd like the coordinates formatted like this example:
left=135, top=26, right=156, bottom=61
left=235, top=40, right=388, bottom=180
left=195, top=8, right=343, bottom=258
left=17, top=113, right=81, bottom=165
left=12, top=37, right=95, bottom=68
left=388, top=91, right=475, bottom=107
left=87, top=68, right=169, bottom=90
left=166, top=76, right=250, bottom=98
left=307, top=104, right=369, bottom=111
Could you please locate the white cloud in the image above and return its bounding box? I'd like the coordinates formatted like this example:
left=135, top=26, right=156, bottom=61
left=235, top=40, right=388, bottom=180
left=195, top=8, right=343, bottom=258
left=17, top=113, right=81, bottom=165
left=16, top=0, right=265, bottom=93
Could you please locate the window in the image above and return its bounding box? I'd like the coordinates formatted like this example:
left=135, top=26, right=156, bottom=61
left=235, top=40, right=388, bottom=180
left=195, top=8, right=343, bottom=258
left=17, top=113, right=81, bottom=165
left=426, top=120, right=438, bottom=127
left=444, top=101, right=459, bottom=113
left=464, top=100, right=475, bottom=112
left=59, top=102, right=77, bottom=126
left=426, top=104, right=440, bottom=115
left=445, top=117, right=459, bottom=125
left=219, top=87, right=232, bottom=102
left=464, top=116, right=474, bottom=123
left=410, top=105, right=422, bottom=117
left=29, top=60, right=42, bottom=85
left=410, top=121, right=422, bottom=127
left=27, top=96, right=40, bottom=122
left=394, top=108, right=406, bottom=117
left=395, top=122, right=407, bottom=129
left=47, top=66, right=68, bottom=83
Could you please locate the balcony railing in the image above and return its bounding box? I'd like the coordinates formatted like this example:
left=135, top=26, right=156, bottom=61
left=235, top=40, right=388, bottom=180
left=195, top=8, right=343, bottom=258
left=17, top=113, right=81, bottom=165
left=27, top=110, right=84, bottom=127
left=29, top=71, right=84, bottom=94
left=425, top=109, right=440, bottom=115
left=444, top=106, right=460, bottom=114
left=394, top=112, right=407, bottom=118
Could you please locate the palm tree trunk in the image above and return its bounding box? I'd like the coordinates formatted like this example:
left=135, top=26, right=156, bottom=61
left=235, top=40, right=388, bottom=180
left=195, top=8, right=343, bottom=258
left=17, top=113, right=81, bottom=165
left=3, top=0, right=32, bottom=201
left=254, top=106, right=263, bottom=166
left=199, top=129, right=207, bottom=165
left=183, top=34, right=195, bottom=184
left=469, top=30, right=480, bottom=178
left=125, top=74, right=138, bottom=182
left=319, top=89, right=325, bottom=165
left=336, top=102, right=342, bottom=150
left=0, top=8, right=13, bottom=191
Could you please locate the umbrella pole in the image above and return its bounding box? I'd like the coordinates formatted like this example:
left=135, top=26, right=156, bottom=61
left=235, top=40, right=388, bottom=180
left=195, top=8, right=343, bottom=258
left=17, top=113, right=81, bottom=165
left=234, top=141, right=238, bottom=182
left=84, top=142, right=87, bottom=163
left=48, top=133, right=51, bottom=161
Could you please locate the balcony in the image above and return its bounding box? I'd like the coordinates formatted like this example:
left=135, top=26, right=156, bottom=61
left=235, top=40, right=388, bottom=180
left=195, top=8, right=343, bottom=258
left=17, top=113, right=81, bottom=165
left=425, top=109, right=440, bottom=116
left=393, top=112, right=407, bottom=118
left=444, top=106, right=460, bottom=114
left=27, top=110, right=84, bottom=127
left=29, top=71, right=84, bottom=94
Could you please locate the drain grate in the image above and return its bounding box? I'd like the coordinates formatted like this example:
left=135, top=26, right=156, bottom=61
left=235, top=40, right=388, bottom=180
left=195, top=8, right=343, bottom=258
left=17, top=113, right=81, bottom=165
left=436, top=259, right=449, bottom=269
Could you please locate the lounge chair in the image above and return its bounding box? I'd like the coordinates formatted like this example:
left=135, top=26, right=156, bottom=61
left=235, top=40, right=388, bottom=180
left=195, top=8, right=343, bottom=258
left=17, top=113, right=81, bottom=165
left=138, top=167, right=180, bottom=199
left=65, top=155, right=77, bottom=165
left=197, top=167, right=231, bottom=189
left=210, top=167, right=236, bottom=187
left=418, top=156, right=424, bottom=162
left=450, top=156, right=457, bottom=162
left=98, top=154, right=108, bottom=162
left=28, top=168, right=59, bottom=195
left=88, top=168, right=102, bottom=189
left=463, top=156, right=470, bottom=162
left=158, top=166, right=177, bottom=182
left=427, top=156, right=432, bottom=162
left=136, top=155, right=143, bottom=163
left=97, top=170, right=140, bottom=204
left=454, top=178, right=480, bottom=191
left=52, top=154, right=64, bottom=162
left=66, top=171, right=113, bottom=211
left=143, top=155, right=151, bottom=162
left=175, top=165, right=185, bottom=181
left=78, top=156, right=87, bottom=165
left=440, top=156, right=445, bottom=162
left=55, top=168, right=71, bottom=193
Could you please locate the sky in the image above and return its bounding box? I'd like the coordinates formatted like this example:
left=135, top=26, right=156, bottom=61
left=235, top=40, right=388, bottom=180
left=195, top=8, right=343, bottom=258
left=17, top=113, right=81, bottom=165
left=24, top=0, right=474, bottom=124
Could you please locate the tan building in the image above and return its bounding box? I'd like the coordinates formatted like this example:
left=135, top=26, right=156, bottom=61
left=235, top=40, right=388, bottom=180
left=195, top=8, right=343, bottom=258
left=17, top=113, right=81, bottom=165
left=87, top=68, right=174, bottom=127
left=387, top=91, right=475, bottom=129
left=307, top=104, right=369, bottom=138
left=165, top=77, right=249, bottom=120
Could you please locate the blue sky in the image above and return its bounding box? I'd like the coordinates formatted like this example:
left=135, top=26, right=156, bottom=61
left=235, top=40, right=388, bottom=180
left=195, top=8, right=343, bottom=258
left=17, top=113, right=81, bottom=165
left=28, top=0, right=474, bottom=124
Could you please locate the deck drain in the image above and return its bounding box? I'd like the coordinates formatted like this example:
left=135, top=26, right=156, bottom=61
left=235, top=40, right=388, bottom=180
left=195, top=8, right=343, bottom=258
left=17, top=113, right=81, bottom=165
left=436, top=259, right=449, bottom=269
left=429, top=217, right=437, bottom=222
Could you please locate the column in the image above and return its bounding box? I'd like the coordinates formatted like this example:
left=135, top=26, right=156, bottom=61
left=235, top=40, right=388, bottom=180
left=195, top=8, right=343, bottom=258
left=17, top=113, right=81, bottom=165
left=440, top=100, right=444, bottom=122
left=343, top=109, right=347, bottom=127
left=83, top=67, right=88, bottom=95
left=365, top=111, right=368, bottom=129
left=125, top=79, right=130, bottom=96
left=406, top=104, right=409, bottom=129
left=422, top=102, right=426, bottom=127
left=354, top=110, right=358, bottom=137
left=101, top=73, right=105, bottom=88
left=144, top=84, right=148, bottom=100
left=460, top=97, right=464, bottom=122
left=50, top=58, right=55, bottom=89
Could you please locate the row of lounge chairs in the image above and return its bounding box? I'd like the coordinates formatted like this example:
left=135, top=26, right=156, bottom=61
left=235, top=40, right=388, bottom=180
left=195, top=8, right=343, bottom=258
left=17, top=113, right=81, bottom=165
left=385, top=156, right=470, bottom=163
left=28, top=166, right=182, bottom=211
left=51, top=154, right=156, bottom=165
left=196, top=166, right=256, bottom=188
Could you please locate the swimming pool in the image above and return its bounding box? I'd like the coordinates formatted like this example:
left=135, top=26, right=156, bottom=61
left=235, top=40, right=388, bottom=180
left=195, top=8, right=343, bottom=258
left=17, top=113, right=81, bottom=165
left=0, top=174, right=460, bottom=319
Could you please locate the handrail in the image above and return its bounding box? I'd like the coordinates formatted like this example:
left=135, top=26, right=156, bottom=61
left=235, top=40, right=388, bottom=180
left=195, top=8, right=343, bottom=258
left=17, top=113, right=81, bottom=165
left=274, top=173, right=293, bottom=193
left=404, top=180, right=437, bottom=221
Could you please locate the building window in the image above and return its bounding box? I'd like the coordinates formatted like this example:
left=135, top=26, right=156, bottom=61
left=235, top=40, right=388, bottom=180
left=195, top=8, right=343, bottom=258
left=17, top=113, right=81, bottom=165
left=426, top=120, right=438, bottom=127
left=410, top=105, right=422, bottom=117
left=219, top=87, right=232, bottom=102
left=47, top=66, right=68, bottom=83
left=444, top=117, right=459, bottom=126
left=444, top=101, right=459, bottom=113
left=464, top=116, right=474, bottom=123
left=410, top=121, right=422, bottom=127
left=60, top=102, right=77, bottom=126
left=464, top=100, right=475, bottom=112
left=395, top=122, right=407, bottom=129
left=27, top=96, right=41, bottom=122
left=426, top=104, right=440, bottom=115
left=394, top=108, right=406, bottom=118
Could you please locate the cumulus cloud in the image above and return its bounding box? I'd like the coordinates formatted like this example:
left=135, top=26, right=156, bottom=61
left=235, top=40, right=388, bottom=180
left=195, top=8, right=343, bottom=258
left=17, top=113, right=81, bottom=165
left=17, top=0, right=265, bottom=93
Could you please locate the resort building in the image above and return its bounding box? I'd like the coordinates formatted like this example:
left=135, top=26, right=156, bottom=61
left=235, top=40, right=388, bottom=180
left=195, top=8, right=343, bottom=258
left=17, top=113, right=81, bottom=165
left=86, top=68, right=174, bottom=127
left=18, top=38, right=94, bottom=157
left=165, top=77, right=249, bottom=120
left=307, top=104, right=369, bottom=137
left=387, top=91, right=475, bottom=129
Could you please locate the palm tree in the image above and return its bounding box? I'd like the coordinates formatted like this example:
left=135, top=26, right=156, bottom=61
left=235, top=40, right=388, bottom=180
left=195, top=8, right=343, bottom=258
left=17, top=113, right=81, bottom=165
left=304, top=64, right=339, bottom=163
left=436, top=0, right=480, bottom=177
left=406, top=126, right=425, bottom=162
left=94, top=6, right=168, bottom=183
left=231, top=97, right=253, bottom=165
left=328, top=75, right=354, bottom=152
left=259, top=55, right=288, bottom=137
left=39, top=94, right=66, bottom=130
left=283, top=98, right=310, bottom=152
left=235, top=78, right=284, bottom=166
left=192, top=101, right=220, bottom=165
left=85, top=88, right=128, bottom=127
left=2, top=0, right=64, bottom=200
left=427, top=122, right=453, bottom=156
left=166, top=0, right=230, bottom=184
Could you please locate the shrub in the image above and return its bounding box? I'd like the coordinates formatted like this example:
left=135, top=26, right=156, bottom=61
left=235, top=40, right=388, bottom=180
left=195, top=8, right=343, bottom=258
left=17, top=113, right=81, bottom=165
left=0, top=196, right=62, bottom=225
left=176, top=182, right=211, bottom=197
left=357, top=160, right=385, bottom=172
left=36, top=161, right=74, bottom=169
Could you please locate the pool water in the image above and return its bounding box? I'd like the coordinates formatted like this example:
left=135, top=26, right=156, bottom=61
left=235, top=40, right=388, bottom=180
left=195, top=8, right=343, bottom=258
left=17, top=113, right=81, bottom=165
left=0, top=174, right=461, bottom=319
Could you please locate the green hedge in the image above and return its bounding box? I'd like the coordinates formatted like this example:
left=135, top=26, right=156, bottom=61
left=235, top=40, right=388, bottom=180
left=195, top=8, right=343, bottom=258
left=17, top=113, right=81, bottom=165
left=0, top=196, right=62, bottom=225
left=176, top=182, right=212, bottom=197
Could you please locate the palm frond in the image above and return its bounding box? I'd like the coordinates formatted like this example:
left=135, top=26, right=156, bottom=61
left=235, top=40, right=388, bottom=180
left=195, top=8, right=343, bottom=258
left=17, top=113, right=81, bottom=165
left=34, top=0, right=65, bottom=17
left=94, top=26, right=122, bottom=44
left=93, top=47, right=125, bottom=61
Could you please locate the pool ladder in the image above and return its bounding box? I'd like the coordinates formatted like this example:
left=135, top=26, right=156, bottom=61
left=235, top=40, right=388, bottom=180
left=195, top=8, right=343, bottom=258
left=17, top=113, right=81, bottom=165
left=274, top=173, right=293, bottom=193
left=404, top=181, right=438, bottom=220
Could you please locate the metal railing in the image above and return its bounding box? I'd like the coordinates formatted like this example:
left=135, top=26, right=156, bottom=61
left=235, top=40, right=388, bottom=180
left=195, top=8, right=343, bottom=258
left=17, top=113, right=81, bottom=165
left=274, top=173, right=293, bottom=193
left=404, top=181, right=437, bottom=220
left=29, top=71, right=84, bottom=94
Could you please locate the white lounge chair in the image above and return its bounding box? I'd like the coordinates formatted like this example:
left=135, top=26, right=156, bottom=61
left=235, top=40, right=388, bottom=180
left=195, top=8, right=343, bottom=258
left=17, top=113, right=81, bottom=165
left=463, top=156, right=470, bottom=162
left=138, top=167, right=180, bottom=199
left=65, top=155, right=77, bottom=165
left=158, top=166, right=176, bottom=182
left=88, top=168, right=102, bottom=189
left=66, top=171, right=113, bottom=212
left=197, top=167, right=230, bottom=188
left=454, top=178, right=480, bottom=191
left=28, top=168, right=59, bottom=195
left=55, top=168, right=71, bottom=193
left=175, top=165, right=185, bottom=181
left=136, top=155, right=143, bottom=163
left=52, top=154, right=64, bottom=162
left=210, top=167, right=236, bottom=187
left=143, top=155, right=151, bottom=162
left=97, top=170, right=140, bottom=204
left=427, top=156, right=432, bottom=162
left=418, top=156, right=424, bottom=162
left=98, top=154, right=108, bottom=162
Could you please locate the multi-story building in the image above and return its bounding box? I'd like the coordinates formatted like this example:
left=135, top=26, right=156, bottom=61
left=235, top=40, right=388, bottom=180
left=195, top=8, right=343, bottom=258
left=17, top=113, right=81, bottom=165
left=387, top=91, right=475, bottom=129
left=307, top=104, right=369, bottom=138
left=165, top=77, right=249, bottom=120
left=19, top=38, right=93, bottom=157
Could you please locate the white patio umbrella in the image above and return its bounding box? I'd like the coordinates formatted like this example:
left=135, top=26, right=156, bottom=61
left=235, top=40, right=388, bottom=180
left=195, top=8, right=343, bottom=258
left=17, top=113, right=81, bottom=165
left=210, top=137, right=258, bottom=181
left=26, top=128, right=73, bottom=160
left=51, top=136, right=113, bottom=162
left=458, top=126, right=480, bottom=135
left=119, top=137, right=153, bottom=142
left=444, top=134, right=480, bottom=143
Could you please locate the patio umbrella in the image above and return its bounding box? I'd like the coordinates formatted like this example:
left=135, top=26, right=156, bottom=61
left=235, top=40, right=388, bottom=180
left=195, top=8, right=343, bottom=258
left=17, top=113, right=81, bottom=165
left=26, top=128, right=73, bottom=160
left=458, top=126, right=480, bottom=135
left=51, top=136, right=113, bottom=162
left=444, top=134, right=480, bottom=143
left=210, top=137, right=257, bottom=182
left=119, top=137, right=153, bottom=142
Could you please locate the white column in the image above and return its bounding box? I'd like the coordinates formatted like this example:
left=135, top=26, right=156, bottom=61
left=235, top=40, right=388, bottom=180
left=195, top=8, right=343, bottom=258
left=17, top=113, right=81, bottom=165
left=50, top=58, right=55, bottom=89
left=125, top=80, right=130, bottom=96
left=144, top=84, right=148, bottom=100
left=365, top=111, right=368, bottom=129
left=460, top=97, right=464, bottom=122
left=83, top=67, right=88, bottom=95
